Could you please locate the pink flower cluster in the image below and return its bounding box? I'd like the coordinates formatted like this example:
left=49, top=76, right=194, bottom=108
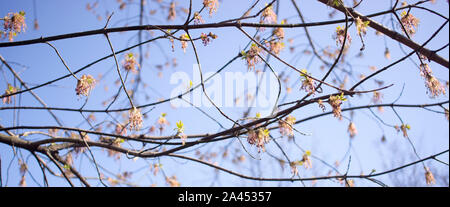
left=75, top=75, right=96, bottom=97
left=1, top=11, right=26, bottom=42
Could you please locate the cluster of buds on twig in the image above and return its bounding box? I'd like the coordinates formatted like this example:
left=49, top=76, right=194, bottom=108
left=200, top=32, right=218, bottom=46
left=193, top=12, right=204, bottom=25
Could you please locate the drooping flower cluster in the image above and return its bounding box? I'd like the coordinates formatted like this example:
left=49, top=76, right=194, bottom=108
left=128, top=107, right=143, bottom=131
left=384, top=47, right=391, bottom=60
left=260, top=4, right=277, bottom=24
left=273, top=26, right=285, bottom=40
left=168, top=2, right=176, bottom=21
left=419, top=63, right=446, bottom=98
left=400, top=11, right=420, bottom=36
left=279, top=115, right=296, bottom=138
left=203, top=0, right=219, bottom=16
left=1, top=11, right=26, bottom=42
left=265, top=20, right=286, bottom=55
left=348, top=122, right=358, bottom=138
left=157, top=113, right=170, bottom=134
left=318, top=99, right=326, bottom=112
left=242, top=43, right=263, bottom=71
left=180, top=33, right=190, bottom=53
left=290, top=162, right=299, bottom=176
left=345, top=179, right=355, bottom=187
left=18, top=159, right=28, bottom=187
left=298, top=150, right=312, bottom=169
left=247, top=128, right=270, bottom=152
left=355, top=17, right=370, bottom=36
left=122, top=53, right=139, bottom=73
left=329, top=93, right=347, bottom=120
left=300, top=69, right=317, bottom=95
left=424, top=167, right=436, bottom=185
left=266, top=40, right=284, bottom=55
left=334, top=26, right=352, bottom=48
left=75, top=74, right=96, bottom=97
left=372, top=91, right=383, bottom=104
left=2, top=84, right=17, bottom=104
left=166, top=175, right=181, bottom=187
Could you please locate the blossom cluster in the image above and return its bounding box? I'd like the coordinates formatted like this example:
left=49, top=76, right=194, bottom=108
left=242, top=43, right=263, bottom=71
left=168, top=2, right=176, bottom=21
left=329, top=93, right=347, bottom=120
left=157, top=113, right=170, bottom=134
left=247, top=128, right=270, bottom=152
left=203, top=0, right=219, bottom=16
left=355, top=17, right=370, bottom=36
left=180, top=33, right=190, bottom=53
left=400, top=11, right=420, bottom=36
left=299, top=69, right=317, bottom=95
left=419, top=63, right=446, bottom=98
left=333, top=26, right=352, bottom=48
left=128, top=107, right=143, bottom=131
left=75, top=74, right=96, bottom=97
left=122, top=53, right=140, bottom=73
left=279, top=115, right=296, bottom=138
left=1, top=11, right=26, bottom=42
left=260, top=5, right=277, bottom=24
left=348, top=122, right=358, bottom=138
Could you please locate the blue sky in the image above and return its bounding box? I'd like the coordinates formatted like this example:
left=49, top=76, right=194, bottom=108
left=0, top=0, right=448, bottom=187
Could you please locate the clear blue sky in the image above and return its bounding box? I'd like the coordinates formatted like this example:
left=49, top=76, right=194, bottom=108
left=0, top=0, right=448, bottom=187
